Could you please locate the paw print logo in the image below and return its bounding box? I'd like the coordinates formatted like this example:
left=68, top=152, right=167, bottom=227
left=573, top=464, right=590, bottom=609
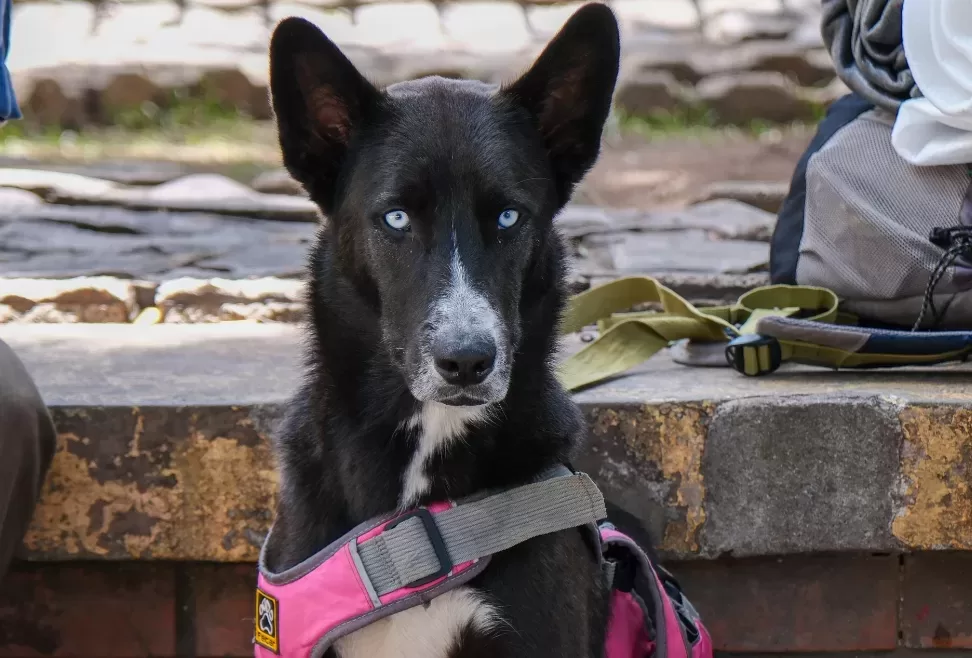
left=259, top=597, right=275, bottom=634
left=255, top=590, right=279, bottom=653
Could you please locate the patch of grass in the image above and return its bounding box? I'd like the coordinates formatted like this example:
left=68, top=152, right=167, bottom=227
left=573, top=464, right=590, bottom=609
left=618, top=106, right=717, bottom=138
left=0, top=92, right=282, bottom=169
left=110, top=88, right=249, bottom=132
left=617, top=106, right=823, bottom=142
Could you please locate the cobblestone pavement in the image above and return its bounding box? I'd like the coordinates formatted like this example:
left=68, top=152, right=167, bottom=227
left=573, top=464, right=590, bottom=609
left=0, top=167, right=775, bottom=322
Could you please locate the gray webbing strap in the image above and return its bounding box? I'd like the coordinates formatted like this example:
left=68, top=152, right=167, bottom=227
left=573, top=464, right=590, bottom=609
left=356, top=472, right=606, bottom=596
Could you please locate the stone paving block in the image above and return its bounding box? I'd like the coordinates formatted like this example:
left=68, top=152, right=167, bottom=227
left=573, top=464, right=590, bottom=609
left=701, top=396, right=901, bottom=557
left=191, top=242, right=311, bottom=278
left=614, top=71, right=696, bottom=117
left=190, top=564, right=257, bottom=658
left=703, top=9, right=801, bottom=45
left=0, top=168, right=119, bottom=202
left=697, top=71, right=818, bottom=124
left=149, top=6, right=270, bottom=52
left=0, top=304, right=19, bottom=322
left=111, top=174, right=320, bottom=220
left=693, top=180, right=790, bottom=213
left=7, top=4, right=94, bottom=71
left=441, top=2, right=532, bottom=53
left=0, top=157, right=190, bottom=186
left=267, top=5, right=357, bottom=43
left=250, top=168, right=304, bottom=196
left=0, top=563, right=176, bottom=657
left=1, top=202, right=317, bottom=279
left=686, top=40, right=834, bottom=86
left=0, top=276, right=137, bottom=322
left=157, top=276, right=306, bottom=322
left=100, top=72, right=165, bottom=119
left=0, top=186, right=43, bottom=208
left=671, top=555, right=900, bottom=652
left=894, top=407, right=972, bottom=551
left=90, top=2, right=182, bottom=42
left=353, top=2, right=446, bottom=49
left=0, top=324, right=303, bottom=407
left=156, top=276, right=304, bottom=307
left=0, top=251, right=208, bottom=279
left=524, top=3, right=585, bottom=37
left=24, top=404, right=281, bottom=561
left=627, top=42, right=709, bottom=85
left=576, top=229, right=768, bottom=275
left=198, top=68, right=271, bottom=119
left=576, top=403, right=710, bottom=556
left=902, top=553, right=972, bottom=649
left=610, top=0, right=699, bottom=31
left=646, top=199, right=776, bottom=240
left=22, top=77, right=86, bottom=127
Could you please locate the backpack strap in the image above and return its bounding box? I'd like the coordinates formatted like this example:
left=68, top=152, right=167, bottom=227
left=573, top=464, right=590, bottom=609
left=740, top=316, right=972, bottom=371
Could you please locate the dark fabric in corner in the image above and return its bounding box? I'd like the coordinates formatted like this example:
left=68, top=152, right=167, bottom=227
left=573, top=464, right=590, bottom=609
left=770, top=94, right=875, bottom=284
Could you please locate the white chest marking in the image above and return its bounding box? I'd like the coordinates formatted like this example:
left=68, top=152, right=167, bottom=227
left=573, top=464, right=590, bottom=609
left=399, top=401, right=487, bottom=509
left=333, top=588, right=499, bottom=658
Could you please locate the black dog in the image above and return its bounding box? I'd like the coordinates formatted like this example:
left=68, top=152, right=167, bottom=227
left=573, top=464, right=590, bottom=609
left=265, top=5, right=621, bottom=656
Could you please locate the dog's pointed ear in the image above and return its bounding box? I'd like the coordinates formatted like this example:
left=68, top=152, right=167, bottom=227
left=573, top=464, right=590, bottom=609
left=503, top=4, right=620, bottom=205
left=269, top=17, right=381, bottom=212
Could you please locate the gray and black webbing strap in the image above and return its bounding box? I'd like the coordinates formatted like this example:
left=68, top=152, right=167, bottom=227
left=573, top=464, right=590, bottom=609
left=355, top=471, right=606, bottom=596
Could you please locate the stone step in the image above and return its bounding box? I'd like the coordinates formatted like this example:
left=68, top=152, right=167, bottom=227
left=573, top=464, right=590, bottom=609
left=4, top=322, right=969, bottom=565
left=0, top=271, right=772, bottom=324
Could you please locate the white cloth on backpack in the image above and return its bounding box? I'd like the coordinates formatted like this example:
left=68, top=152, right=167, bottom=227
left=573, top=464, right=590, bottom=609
left=892, top=0, right=972, bottom=165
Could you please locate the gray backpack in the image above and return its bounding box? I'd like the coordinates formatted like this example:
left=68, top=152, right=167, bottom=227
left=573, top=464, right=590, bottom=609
left=772, top=94, right=972, bottom=331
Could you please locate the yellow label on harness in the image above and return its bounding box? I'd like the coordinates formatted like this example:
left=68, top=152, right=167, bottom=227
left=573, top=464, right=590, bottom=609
left=255, top=589, right=279, bottom=653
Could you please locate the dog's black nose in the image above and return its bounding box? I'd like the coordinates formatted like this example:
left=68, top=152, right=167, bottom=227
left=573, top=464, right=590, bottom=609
left=433, top=340, right=496, bottom=387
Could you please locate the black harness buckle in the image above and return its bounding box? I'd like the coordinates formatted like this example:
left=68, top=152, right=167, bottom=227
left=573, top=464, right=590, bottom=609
left=725, top=333, right=782, bottom=376
left=384, top=508, right=454, bottom=588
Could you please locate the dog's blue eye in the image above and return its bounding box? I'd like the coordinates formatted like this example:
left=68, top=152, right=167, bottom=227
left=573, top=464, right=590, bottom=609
left=383, top=210, right=410, bottom=231
left=498, top=209, right=520, bottom=229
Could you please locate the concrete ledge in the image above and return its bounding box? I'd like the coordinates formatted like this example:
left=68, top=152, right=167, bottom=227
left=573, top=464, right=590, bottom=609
left=4, top=324, right=971, bottom=562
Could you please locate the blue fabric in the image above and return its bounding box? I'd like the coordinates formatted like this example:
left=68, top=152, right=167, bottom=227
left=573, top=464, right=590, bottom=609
left=860, top=327, right=972, bottom=355
left=0, top=0, right=21, bottom=121
left=764, top=316, right=972, bottom=359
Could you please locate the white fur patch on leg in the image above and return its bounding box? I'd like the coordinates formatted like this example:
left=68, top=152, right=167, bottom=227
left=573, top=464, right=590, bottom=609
left=399, top=401, right=487, bottom=509
left=333, top=588, right=500, bottom=658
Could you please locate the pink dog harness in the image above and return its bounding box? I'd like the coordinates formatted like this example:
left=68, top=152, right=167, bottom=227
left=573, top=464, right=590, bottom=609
left=254, top=469, right=713, bottom=658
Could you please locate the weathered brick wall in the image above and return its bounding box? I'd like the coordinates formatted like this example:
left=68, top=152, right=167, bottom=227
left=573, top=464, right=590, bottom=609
left=2, top=554, right=970, bottom=656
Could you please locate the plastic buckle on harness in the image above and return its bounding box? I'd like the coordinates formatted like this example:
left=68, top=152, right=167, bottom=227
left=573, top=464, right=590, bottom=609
left=725, top=334, right=782, bottom=376
left=383, top=508, right=454, bottom=588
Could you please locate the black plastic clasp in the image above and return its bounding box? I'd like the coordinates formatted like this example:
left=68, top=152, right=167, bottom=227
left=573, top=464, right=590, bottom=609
left=725, top=333, right=782, bottom=376
left=384, top=508, right=454, bottom=588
